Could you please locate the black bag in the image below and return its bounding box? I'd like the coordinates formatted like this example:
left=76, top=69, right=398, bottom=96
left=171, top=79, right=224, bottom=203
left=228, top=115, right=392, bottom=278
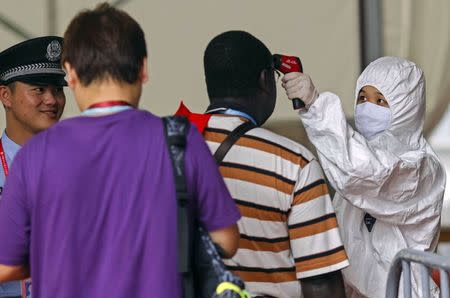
left=162, top=116, right=250, bottom=298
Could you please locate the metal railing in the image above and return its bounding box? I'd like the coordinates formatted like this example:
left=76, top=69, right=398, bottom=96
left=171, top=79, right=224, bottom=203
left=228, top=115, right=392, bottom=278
left=386, top=249, right=450, bottom=298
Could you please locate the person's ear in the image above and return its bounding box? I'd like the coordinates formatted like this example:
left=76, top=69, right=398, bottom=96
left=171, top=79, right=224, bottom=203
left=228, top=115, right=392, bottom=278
left=0, top=85, right=13, bottom=109
left=258, top=68, right=274, bottom=94
left=63, top=62, right=79, bottom=90
left=139, top=58, right=149, bottom=84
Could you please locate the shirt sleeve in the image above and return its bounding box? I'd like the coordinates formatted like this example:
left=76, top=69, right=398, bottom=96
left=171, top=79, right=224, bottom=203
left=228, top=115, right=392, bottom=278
left=288, top=159, right=348, bottom=279
left=0, top=149, right=30, bottom=266
left=184, top=126, right=240, bottom=232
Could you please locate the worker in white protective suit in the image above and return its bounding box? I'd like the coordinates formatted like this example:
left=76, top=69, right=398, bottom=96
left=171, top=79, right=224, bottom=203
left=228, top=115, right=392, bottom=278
left=281, top=56, right=446, bottom=298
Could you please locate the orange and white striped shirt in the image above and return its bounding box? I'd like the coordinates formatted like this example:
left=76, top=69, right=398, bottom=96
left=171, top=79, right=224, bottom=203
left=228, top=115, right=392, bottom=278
left=204, top=115, right=349, bottom=298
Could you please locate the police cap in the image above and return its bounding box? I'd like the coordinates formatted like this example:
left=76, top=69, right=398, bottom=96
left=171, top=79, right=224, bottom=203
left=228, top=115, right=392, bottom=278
left=0, top=36, right=67, bottom=87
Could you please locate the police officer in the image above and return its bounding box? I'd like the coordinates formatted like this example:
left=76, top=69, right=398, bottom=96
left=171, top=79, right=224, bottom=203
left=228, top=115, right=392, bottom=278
left=0, top=36, right=66, bottom=298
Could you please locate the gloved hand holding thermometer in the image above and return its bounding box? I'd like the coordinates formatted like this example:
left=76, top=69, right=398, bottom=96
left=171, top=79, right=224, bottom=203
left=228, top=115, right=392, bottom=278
left=273, top=54, right=305, bottom=109
left=274, top=54, right=319, bottom=110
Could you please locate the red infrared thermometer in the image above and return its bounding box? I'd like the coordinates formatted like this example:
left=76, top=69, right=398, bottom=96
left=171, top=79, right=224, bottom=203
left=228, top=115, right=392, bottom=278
left=273, top=54, right=305, bottom=110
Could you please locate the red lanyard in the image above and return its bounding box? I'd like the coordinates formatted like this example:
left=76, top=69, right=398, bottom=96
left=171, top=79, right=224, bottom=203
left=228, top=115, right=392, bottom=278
left=0, top=140, right=9, bottom=177
left=87, top=100, right=132, bottom=109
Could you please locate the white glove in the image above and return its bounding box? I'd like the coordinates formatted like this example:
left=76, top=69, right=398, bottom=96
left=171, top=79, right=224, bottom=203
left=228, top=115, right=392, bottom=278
left=281, top=72, right=319, bottom=109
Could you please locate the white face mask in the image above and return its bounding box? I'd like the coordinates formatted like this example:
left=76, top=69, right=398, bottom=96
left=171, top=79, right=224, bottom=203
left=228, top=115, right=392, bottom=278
left=355, top=102, right=392, bottom=140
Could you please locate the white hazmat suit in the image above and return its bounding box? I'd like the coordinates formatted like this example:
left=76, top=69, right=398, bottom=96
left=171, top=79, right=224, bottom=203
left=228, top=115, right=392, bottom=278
left=298, top=57, right=446, bottom=297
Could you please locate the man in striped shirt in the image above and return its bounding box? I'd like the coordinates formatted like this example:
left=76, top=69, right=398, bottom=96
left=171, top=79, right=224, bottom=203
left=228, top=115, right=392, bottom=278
left=201, top=31, right=349, bottom=298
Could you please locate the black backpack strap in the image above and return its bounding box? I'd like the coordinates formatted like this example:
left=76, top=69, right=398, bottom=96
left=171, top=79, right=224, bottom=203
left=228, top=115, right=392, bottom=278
left=162, top=116, right=194, bottom=298
left=213, top=121, right=256, bottom=164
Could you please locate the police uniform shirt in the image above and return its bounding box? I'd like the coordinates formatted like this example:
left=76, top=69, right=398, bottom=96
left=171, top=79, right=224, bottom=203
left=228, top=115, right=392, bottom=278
left=0, top=131, right=22, bottom=297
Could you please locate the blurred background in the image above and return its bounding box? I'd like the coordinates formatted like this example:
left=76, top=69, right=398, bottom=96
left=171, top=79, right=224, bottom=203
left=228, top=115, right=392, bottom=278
left=1, top=0, right=449, bottom=246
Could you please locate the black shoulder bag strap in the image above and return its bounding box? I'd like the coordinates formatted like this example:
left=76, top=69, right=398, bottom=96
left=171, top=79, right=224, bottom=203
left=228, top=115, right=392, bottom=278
left=213, top=121, right=256, bottom=164
left=162, top=116, right=194, bottom=298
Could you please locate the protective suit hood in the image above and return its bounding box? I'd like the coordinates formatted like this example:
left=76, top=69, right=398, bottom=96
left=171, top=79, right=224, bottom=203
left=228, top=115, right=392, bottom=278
left=355, top=57, right=425, bottom=151
left=299, top=56, right=445, bottom=297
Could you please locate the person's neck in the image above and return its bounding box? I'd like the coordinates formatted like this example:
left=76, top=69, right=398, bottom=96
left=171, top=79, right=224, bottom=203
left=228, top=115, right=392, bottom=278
left=4, top=119, right=33, bottom=146
left=75, top=79, right=141, bottom=112
left=207, top=96, right=257, bottom=117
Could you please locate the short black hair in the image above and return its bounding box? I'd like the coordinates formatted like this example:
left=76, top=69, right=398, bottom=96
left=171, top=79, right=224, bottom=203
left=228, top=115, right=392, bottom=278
left=204, top=31, right=272, bottom=98
left=62, top=3, right=147, bottom=86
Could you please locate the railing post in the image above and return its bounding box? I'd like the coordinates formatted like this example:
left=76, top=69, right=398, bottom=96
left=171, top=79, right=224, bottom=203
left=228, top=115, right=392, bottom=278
left=402, top=260, right=412, bottom=298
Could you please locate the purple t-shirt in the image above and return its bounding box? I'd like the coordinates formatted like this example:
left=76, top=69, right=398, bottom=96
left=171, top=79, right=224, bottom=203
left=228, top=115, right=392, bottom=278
left=0, top=109, right=240, bottom=298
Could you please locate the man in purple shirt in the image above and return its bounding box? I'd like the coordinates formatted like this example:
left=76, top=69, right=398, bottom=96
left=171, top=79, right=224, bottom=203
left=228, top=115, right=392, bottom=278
left=0, top=3, right=240, bottom=298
